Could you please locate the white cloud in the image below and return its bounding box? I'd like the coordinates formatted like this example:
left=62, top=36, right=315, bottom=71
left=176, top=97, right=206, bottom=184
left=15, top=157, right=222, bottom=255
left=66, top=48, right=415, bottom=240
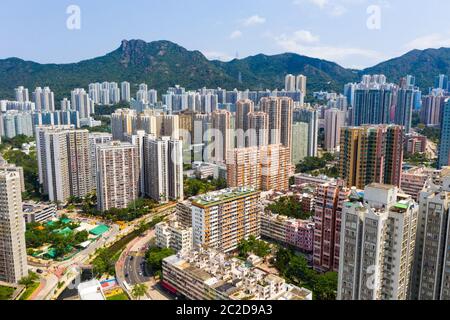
left=271, top=30, right=385, bottom=67
left=307, top=0, right=328, bottom=8
left=330, top=5, right=347, bottom=16
left=292, top=30, right=320, bottom=43
left=293, top=0, right=369, bottom=17
left=405, top=33, right=450, bottom=51
left=242, top=15, right=266, bottom=27
left=230, top=30, right=243, bottom=40
left=202, top=51, right=234, bottom=61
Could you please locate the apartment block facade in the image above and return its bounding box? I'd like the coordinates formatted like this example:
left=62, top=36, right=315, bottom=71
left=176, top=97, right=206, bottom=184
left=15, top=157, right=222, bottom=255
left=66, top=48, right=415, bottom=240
left=338, top=184, right=418, bottom=300
left=227, top=144, right=291, bottom=192
left=339, top=125, right=404, bottom=189
left=96, top=141, right=140, bottom=211
left=191, top=187, right=261, bottom=253
left=0, top=170, right=28, bottom=284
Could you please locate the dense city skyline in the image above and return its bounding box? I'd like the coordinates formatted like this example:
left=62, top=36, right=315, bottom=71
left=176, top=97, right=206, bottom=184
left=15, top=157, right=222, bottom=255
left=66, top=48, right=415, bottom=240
left=3, top=1, right=450, bottom=306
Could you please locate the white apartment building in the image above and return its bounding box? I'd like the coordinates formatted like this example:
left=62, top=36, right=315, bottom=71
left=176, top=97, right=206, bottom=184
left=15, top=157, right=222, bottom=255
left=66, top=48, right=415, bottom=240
left=143, top=135, right=184, bottom=203
left=22, top=201, right=57, bottom=224
left=71, top=88, right=94, bottom=120
left=15, top=86, right=29, bottom=102
left=0, top=170, right=28, bottom=284
left=36, top=126, right=93, bottom=203
left=88, top=132, right=113, bottom=191
left=338, top=183, right=418, bottom=300
left=155, top=220, right=193, bottom=254
left=121, top=82, right=131, bottom=102
left=33, top=87, right=55, bottom=112
left=411, top=168, right=450, bottom=300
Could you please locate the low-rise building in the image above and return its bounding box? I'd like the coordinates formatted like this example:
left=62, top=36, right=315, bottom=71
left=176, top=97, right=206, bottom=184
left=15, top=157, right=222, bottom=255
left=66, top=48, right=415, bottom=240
left=294, top=173, right=335, bottom=187
left=162, top=249, right=312, bottom=300
left=401, top=166, right=440, bottom=201
left=261, top=213, right=314, bottom=253
left=192, top=162, right=226, bottom=180
left=155, top=220, right=193, bottom=254
left=405, top=133, right=427, bottom=155
left=77, top=280, right=106, bottom=301
left=22, top=201, right=57, bottom=224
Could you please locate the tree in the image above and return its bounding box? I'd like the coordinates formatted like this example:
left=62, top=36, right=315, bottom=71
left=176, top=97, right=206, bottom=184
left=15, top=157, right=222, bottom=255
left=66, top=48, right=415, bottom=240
left=19, top=272, right=39, bottom=287
left=131, top=284, right=148, bottom=300
left=146, top=247, right=176, bottom=272
left=267, top=196, right=312, bottom=220
left=273, top=247, right=338, bottom=300
left=313, top=272, right=338, bottom=300
left=238, top=236, right=271, bottom=259
left=184, top=177, right=227, bottom=198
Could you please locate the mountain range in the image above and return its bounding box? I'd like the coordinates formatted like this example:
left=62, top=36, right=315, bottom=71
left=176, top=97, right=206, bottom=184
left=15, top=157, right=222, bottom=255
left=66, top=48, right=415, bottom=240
left=1, top=39, right=450, bottom=101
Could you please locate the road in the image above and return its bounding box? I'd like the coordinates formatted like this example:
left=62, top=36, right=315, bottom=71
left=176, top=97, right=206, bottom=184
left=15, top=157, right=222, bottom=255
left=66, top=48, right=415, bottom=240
left=30, top=204, right=176, bottom=300
left=30, top=223, right=121, bottom=300
left=124, top=252, right=151, bottom=285
left=115, top=226, right=172, bottom=300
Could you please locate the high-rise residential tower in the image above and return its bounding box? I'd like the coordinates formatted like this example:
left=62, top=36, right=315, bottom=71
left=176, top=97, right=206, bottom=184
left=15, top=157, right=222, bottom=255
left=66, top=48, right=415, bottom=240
left=143, top=135, right=184, bottom=203
left=296, top=75, right=307, bottom=95
left=33, top=87, right=55, bottom=112
left=438, top=99, right=450, bottom=169
left=15, top=86, right=29, bottom=102
left=411, top=169, right=450, bottom=300
left=285, top=74, right=296, bottom=92
left=211, top=110, right=232, bottom=164
left=71, top=88, right=94, bottom=120
left=111, top=109, right=138, bottom=141
left=351, top=76, right=394, bottom=127
left=96, top=141, right=140, bottom=211
left=338, top=184, right=418, bottom=300
left=339, top=125, right=404, bottom=189
left=293, top=107, right=319, bottom=157
left=236, top=99, right=255, bottom=133
left=121, top=82, right=131, bottom=102
left=36, top=126, right=93, bottom=203
left=394, top=80, right=415, bottom=133
left=324, top=108, right=346, bottom=152
left=0, top=170, right=28, bottom=284
left=248, top=112, right=269, bottom=147
left=313, top=181, right=352, bottom=272
left=227, top=144, right=291, bottom=192
left=261, top=97, right=294, bottom=154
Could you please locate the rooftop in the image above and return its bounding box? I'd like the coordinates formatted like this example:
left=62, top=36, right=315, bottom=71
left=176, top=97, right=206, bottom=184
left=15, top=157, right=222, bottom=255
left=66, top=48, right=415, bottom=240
left=192, top=187, right=259, bottom=207
left=163, top=249, right=312, bottom=301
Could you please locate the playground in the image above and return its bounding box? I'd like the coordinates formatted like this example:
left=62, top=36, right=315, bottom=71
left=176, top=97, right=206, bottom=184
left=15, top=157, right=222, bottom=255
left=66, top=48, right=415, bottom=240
left=26, top=217, right=111, bottom=261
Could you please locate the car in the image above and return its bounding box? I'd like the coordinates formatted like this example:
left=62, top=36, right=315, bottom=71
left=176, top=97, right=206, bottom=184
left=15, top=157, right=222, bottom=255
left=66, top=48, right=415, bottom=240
left=36, top=269, right=43, bottom=274
left=125, top=273, right=129, bottom=278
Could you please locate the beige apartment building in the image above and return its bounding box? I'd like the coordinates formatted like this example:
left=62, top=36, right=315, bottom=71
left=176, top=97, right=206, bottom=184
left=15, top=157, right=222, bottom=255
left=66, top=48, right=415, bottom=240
left=227, top=144, right=291, bottom=192
left=191, top=187, right=261, bottom=253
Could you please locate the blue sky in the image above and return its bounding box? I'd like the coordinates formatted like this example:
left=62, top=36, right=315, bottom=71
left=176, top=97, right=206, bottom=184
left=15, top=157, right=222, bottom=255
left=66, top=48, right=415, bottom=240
left=1, top=0, right=450, bottom=69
